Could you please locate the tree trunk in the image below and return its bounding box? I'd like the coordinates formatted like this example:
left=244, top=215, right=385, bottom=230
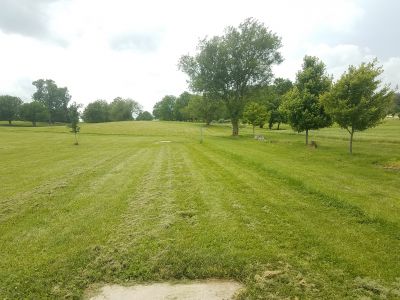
left=305, top=129, right=309, bottom=145
left=32, top=121, right=37, bottom=127
left=349, top=130, right=354, bottom=154
left=252, top=125, right=255, bottom=136
left=8, top=120, right=12, bottom=125
left=231, top=119, right=239, bottom=136
left=74, top=132, right=79, bottom=145
left=277, top=122, right=281, bottom=130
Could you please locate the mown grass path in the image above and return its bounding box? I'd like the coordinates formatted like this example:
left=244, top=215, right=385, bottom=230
left=0, top=120, right=399, bottom=299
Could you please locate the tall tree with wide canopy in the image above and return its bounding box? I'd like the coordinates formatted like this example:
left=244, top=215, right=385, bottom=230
left=32, top=79, right=71, bottom=124
left=322, top=60, right=394, bottom=154
left=282, top=56, right=332, bottom=144
left=179, top=18, right=282, bottom=135
left=0, top=95, right=22, bottom=124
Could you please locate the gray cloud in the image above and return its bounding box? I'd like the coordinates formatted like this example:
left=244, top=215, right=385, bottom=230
left=312, top=0, right=400, bottom=60
left=110, top=32, right=162, bottom=52
left=0, top=0, right=67, bottom=45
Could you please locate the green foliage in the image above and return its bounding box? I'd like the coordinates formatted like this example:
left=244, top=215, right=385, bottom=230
left=186, top=94, right=225, bottom=125
left=109, top=97, right=142, bottom=121
left=153, top=95, right=176, bottom=120
left=82, top=100, right=110, bottom=123
left=136, top=111, right=153, bottom=121
left=243, top=102, right=267, bottom=134
left=174, top=92, right=192, bottom=121
left=282, top=56, right=332, bottom=144
left=389, top=93, right=400, bottom=117
left=68, top=102, right=81, bottom=145
left=0, top=95, right=22, bottom=125
left=179, top=18, right=282, bottom=135
left=322, top=60, right=394, bottom=153
left=32, top=79, right=71, bottom=123
left=19, top=101, right=47, bottom=126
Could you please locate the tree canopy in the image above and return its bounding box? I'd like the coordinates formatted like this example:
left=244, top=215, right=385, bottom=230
left=32, top=79, right=71, bottom=124
left=322, top=60, right=394, bottom=153
left=179, top=18, right=283, bottom=135
left=243, top=102, right=267, bottom=135
left=282, top=56, right=332, bottom=144
left=19, top=101, right=47, bottom=126
left=82, top=100, right=110, bottom=123
left=0, top=95, right=22, bottom=125
left=153, top=95, right=176, bottom=121
left=136, top=111, right=154, bottom=121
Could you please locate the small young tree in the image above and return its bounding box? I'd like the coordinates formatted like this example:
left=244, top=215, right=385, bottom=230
left=282, top=56, right=332, bottom=144
left=243, top=102, right=267, bottom=135
left=322, top=60, right=394, bottom=154
left=0, top=95, right=22, bottom=125
left=68, top=102, right=81, bottom=145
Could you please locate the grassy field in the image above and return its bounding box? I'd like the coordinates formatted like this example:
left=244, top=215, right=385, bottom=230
left=0, top=119, right=399, bottom=299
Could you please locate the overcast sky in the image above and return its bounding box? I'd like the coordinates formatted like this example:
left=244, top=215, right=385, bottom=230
left=0, top=0, right=399, bottom=111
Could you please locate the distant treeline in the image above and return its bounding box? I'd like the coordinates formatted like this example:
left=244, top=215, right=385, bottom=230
left=0, top=79, right=76, bottom=126
left=0, top=79, right=154, bottom=126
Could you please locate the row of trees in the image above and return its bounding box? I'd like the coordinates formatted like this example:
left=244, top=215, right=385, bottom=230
left=178, top=18, right=397, bottom=153
left=152, top=92, right=226, bottom=124
left=0, top=79, right=76, bottom=126
left=82, top=98, right=147, bottom=123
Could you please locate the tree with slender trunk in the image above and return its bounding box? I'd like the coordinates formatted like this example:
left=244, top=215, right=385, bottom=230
left=243, top=102, right=267, bottom=136
left=68, top=102, right=81, bottom=145
left=179, top=18, right=282, bottom=136
left=322, top=60, right=394, bottom=154
left=281, top=56, right=332, bottom=144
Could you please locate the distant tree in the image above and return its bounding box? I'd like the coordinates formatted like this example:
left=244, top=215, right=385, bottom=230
left=322, top=60, right=394, bottom=154
left=68, top=102, right=81, bottom=145
left=389, top=93, right=400, bottom=118
left=82, top=100, right=110, bottom=123
left=109, top=97, right=142, bottom=121
left=243, top=102, right=267, bottom=135
left=153, top=95, right=176, bottom=120
left=186, top=94, right=225, bottom=125
left=0, top=95, right=22, bottom=125
left=174, top=92, right=191, bottom=121
left=136, top=111, right=153, bottom=121
left=272, top=78, right=292, bottom=129
left=179, top=18, right=283, bottom=136
left=282, top=56, right=332, bottom=145
left=32, top=79, right=71, bottom=124
left=19, top=101, right=47, bottom=126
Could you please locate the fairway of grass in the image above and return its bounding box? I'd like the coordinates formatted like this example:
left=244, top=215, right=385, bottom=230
left=0, top=120, right=399, bottom=299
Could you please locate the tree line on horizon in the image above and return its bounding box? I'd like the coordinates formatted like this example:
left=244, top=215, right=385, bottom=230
left=1, top=18, right=400, bottom=153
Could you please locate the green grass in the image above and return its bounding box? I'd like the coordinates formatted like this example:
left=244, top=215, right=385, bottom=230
left=0, top=119, right=399, bottom=299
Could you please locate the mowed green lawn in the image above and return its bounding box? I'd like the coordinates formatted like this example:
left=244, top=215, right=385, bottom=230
left=0, top=120, right=399, bottom=299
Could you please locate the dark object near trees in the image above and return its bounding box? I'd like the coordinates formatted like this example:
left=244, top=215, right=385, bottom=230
left=310, top=141, right=318, bottom=148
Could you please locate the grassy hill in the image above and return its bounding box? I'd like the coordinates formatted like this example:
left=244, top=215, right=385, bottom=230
left=0, top=120, right=399, bottom=299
